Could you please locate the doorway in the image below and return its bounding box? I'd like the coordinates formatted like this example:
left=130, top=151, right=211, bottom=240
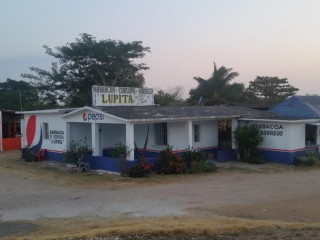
left=218, top=119, right=232, bottom=150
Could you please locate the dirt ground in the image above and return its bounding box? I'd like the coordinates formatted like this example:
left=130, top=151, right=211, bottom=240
left=1, top=151, right=320, bottom=239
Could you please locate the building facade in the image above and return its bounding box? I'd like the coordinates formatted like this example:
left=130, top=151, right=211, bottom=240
left=19, top=103, right=320, bottom=173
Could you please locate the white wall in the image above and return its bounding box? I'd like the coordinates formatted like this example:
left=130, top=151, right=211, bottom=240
left=168, top=122, right=187, bottom=150
left=244, top=121, right=306, bottom=150
left=69, top=122, right=92, bottom=149
left=23, top=113, right=67, bottom=151
left=133, top=120, right=219, bottom=152
left=100, top=123, right=126, bottom=149
left=193, top=120, right=218, bottom=149
left=288, top=123, right=305, bottom=150
left=134, top=124, right=151, bottom=148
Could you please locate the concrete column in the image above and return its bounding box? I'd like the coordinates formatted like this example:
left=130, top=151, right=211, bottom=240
left=186, top=120, right=193, bottom=148
left=99, top=127, right=103, bottom=156
left=91, top=123, right=100, bottom=156
left=126, top=123, right=135, bottom=160
left=231, top=118, right=238, bottom=149
left=0, top=111, right=2, bottom=151
left=317, top=126, right=320, bottom=153
left=20, top=118, right=27, bottom=148
left=65, top=122, right=71, bottom=150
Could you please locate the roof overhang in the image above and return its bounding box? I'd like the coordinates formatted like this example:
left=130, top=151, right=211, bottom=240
left=128, top=115, right=242, bottom=123
left=239, top=118, right=319, bottom=123
left=16, top=108, right=77, bottom=115
left=307, top=122, right=320, bottom=126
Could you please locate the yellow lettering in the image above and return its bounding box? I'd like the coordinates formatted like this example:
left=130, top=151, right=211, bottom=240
left=108, top=95, right=113, bottom=103
left=102, top=94, right=108, bottom=103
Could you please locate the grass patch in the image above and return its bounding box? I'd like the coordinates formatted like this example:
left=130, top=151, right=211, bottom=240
left=5, top=215, right=320, bottom=240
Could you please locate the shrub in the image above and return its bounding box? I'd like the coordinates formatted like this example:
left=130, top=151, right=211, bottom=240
left=248, top=152, right=265, bottom=164
left=294, top=150, right=319, bottom=167
left=64, top=139, right=91, bottom=167
left=24, top=148, right=36, bottom=162
left=234, top=125, right=264, bottom=164
left=182, top=147, right=206, bottom=167
left=186, top=160, right=217, bottom=173
left=127, top=157, right=152, bottom=178
left=110, top=143, right=131, bottom=176
left=156, top=146, right=186, bottom=174
left=110, top=143, right=131, bottom=159
left=182, top=147, right=216, bottom=173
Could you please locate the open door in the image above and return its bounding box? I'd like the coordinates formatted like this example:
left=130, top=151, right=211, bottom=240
left=218, top=119, right=232, bottom=150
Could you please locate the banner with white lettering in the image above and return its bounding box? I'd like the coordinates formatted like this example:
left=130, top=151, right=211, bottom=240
left=92, top=86, right=154, bottom=106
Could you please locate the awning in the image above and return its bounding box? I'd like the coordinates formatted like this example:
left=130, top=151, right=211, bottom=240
left=307, top=122, right=320, bottom=126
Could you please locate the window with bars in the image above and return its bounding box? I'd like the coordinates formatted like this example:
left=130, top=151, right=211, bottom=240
left=43, top=123, right=49, bottom=139
left=154, top=122, right=167, bottom=145
left=194, top=124, right=200, bottom=142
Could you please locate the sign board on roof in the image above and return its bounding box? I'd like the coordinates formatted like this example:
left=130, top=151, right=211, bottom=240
left=92, top=85, right=154, bottom=106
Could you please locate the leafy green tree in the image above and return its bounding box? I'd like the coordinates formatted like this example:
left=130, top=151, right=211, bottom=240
left=0, top=78, right=40, bottom=111
left=246, top=76, right=299, bottom=106
left=187, top=62, right=245, bottom=105
left=154, top=86, right=185, bottom=106
left=22, top=33, right=150, bottom=107
left=154, top=90, right=175, bottom=106
left=234, top=125, right=264, bottom=164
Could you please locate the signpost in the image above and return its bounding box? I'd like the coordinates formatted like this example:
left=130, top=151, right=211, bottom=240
left=92, top=85, right=154, bottom=106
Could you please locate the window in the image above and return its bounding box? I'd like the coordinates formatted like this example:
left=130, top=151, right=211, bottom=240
left=305, top=124, right=317, bottom=146
left=43, top=123, right=49, bottom=139
left=194, top=124, right=200, bottom=142
left=154, top=122, right=167, bottom=145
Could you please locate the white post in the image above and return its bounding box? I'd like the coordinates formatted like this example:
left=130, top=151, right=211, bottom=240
left=231, top=118, right=238, bottom=149
left=99, top=127, right=103, bottom=156
left=0, top=111, right=2, bottom=151
left=317, top=126, right=320, bottom=153
left=65, top=122, right=70, bottom=150
left=20, top=118, right=26, bottom=148
left=126, top=123, right=135, bottom=160
left=186, top=120, right=193, bottom=148
left=91, top=123, right=100, bottom=156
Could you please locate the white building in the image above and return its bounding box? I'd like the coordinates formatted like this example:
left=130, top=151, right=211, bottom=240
left=19, top=103, right=320, bottom=172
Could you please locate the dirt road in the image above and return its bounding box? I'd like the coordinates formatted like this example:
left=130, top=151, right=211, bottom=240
left=1, top=160, right=320, bottom=223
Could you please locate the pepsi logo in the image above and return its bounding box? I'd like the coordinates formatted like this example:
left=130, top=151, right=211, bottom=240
left=83, top=113, right=87, bottom=121
left=26, top=115, right=36, bottom=146
left=82, top=112, right=104, bottom=122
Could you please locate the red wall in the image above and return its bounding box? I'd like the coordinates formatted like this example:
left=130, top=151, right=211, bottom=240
left=3, top=137, right=21, bottom=151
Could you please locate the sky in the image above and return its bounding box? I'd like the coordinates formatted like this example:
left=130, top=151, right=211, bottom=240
left=1, top=0, right=320, bottom=98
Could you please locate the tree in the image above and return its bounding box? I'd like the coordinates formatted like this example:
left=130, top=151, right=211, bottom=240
left=246, top=76, right=299, bottom=106
left=234, top=125, right=264, bottom=164
left=154, top=86, right=185, bottom=106
left=187, top=62, right=245, bottom=105
left=0, top=78, right=40, bottom=111
left=22, top=33, right=150, bottom=107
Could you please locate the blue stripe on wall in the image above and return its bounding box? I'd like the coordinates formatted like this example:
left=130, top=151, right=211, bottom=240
left=87, top=156, right=125, bottom=172
left=28, top=146, right=319, bottom=171
left=259, top=146, right=319, bottom=165
left=45, top=150, right=64, bottom=162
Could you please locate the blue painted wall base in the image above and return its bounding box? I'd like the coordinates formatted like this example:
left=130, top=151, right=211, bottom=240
left=259, top=146, right=319, bottom=165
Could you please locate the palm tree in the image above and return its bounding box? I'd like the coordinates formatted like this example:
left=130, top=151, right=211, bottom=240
left=188, top=62, right=240, bottom=105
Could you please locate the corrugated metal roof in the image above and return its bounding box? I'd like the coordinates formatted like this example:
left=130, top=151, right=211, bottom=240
left=270, top=96, right=320, bottom=119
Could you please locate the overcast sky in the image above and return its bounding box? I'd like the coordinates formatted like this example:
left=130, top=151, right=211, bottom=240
left=1, top=0, right=319, bottom=98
